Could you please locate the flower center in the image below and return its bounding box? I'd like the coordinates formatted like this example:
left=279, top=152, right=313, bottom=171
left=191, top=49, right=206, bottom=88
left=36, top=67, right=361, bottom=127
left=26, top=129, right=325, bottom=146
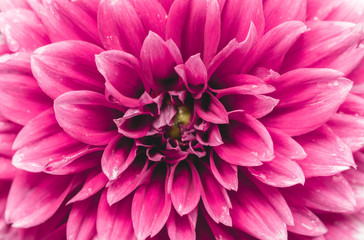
left=169, top=105, right=192, bottom=139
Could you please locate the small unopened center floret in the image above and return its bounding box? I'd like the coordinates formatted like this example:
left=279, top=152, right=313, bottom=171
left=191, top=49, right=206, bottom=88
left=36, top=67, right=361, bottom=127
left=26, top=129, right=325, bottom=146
left=169, top=105, right=192, bottom=139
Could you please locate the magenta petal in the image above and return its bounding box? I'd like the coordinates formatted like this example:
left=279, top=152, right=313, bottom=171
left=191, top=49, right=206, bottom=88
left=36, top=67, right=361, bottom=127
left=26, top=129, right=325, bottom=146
left=230, top=177, right=287, bottom=240
left=102, top=135, right=137, bottom=180
left=0, top=157, right=16, bottom=180
left=262, top=68, right=352, bottom=136
left=295, top=125, right=355, bottom=178
left=285, top=200, right=327, bottom=237
left=219, top=94, right=279, bottom=118
left=176, top=54, right=208, bottom=99
left=0, top=132, right=16, bottom=158
left=5, top=172, right=73, bottom=228
left=210, top=151, right=238, bottom=191
left=263, top=0, right=306, bottom=31
left=327, top=113, right=364, bottom=152
left=67, top=196, right=98, bottom=240
left=284, top=174, right=356, bottom=213
left=12, top=109, right=95, bottom=172
left=249, top=154, right=305, bottom=187
left=97, top=191, right=136, bottom=240
left=166, top=208, right=195, bottom=240
left=219, top=0, right=264, bottom=49
left=54, top=91, right=122, bottom=146
left=168, top=161, right=200, bottom=216
left=250, top=21, right=307, bottom=72
left=166, top=0, right=221, bottom=64
left=140, top=32, right=182, bottom=92
left=132, top=164, right=171, bottom=239
left=0, top=9, right=50, bottom=52
left=98, top=0, right=167, bottom=55
left=107, top=156, right=148, bottom=205
left=215, top=111, right=274, bottom=166
left=31, top=41, right=105, bottom=99
left=197, top=162, right=232, bottom=227
left=68, top=169, right=107, bottom=204
left=339, top=93, right=364, bottom=116
left=195, top=92, right=229, bottom=124
left=96, top=50, right=144, bottom=108
left=268, top=129, right=306, bottom=160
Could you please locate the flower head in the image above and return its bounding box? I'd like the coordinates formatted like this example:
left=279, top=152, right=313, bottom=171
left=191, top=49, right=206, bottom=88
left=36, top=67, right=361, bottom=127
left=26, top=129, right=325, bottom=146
left=1, top=0, right=364, bottom=239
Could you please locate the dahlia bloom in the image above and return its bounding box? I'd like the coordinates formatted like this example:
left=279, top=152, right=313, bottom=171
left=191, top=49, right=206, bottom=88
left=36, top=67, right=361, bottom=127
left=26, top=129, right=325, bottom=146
left=1, top=0, right=364, bottom=239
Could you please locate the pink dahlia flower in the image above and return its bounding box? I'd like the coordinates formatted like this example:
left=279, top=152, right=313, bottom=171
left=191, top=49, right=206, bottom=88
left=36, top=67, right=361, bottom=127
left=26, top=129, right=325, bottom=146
left=1, top=0, right=364, bottom=239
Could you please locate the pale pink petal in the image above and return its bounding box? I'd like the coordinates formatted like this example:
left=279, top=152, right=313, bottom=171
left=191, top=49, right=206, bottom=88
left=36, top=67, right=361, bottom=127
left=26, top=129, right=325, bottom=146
left=195, top=92, right=229, bottom=124
left=95, top=50, right=144, bottom=108
left=98, top=0, right=167, bottom=55
left=210, top=151, right=238, bottom=191
left=132, top=164, right=171, bottom=240
left=295, top=125, right=355, bottom=178
left=67, top=196, right=98, bottom=240
left=321, top=213, right=364, bottom=240
left=268, top=129, right=307, bottom=160
left=166, top=208, right=195, bottom=240
left=101, top=135, right=137, bottom=180
left=215, top=111, right=274, bottom=166
left=97, top=191, right=136, bottom=240
left=262, top=68, right=352, bottom=136
left=31, top=41, right=105, bottom=99
left=54, top=91, right=122, bottom=146
left=5, top=172, right=73, bottom=228
left=0, top=0, right=30, bottom=11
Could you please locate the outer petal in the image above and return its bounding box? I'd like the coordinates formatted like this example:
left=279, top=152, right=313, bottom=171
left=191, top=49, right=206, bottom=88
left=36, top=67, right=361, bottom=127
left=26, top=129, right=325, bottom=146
left=95, top=50, right=144, bottom=108
left=0, top=0, right=30, bottom=11
left=98, top=0, right=167, bottom=55
left=101, top=135, right=137, bottom=180
left=31, top=41, right=105, bottom=99
left=0, top=9, right=50, bottom=52
left=210, top=151, right=238, bottom=191
left=0, top=157, right=16, bottom=180
left=29, top=0, right=101, bottom=45
left=67, top=196, right=98, bottom=240
left=215, top=111, right=274, bottom=166
left=54, top=91, right=122, bottom=146
left=263, top=0, right=307, bottom=31
left=321, top=213, right=364, bottom=240
left=132, top=164, right=171, bottom=240
left=268, top=128, right=306, bottom=160
left=166, top=0, right=221, bottom=63
left=295, top=125, right=355, bottom=178
left=5, top=172, right=73, bottom=228
left=262, top=68, right=352, bottom=136
left=97, top=190, right=136, bottom=240
left=166, top=208, right=195, bottom=240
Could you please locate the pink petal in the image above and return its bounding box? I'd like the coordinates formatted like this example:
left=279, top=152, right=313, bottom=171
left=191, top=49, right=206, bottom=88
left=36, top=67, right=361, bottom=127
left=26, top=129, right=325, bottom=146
left=262, top=68, right=352, bottom=136
left=157, top=0, right=174, bottom=12
left=0, top=0, right=30, bottom=11
left=263, top=0, right=306, bottom=31
left=215, top=111, right=274, bottom=166
left=339, top=93, right=364, bottom=116
left=230, top=176, right=287, bottom=240
left=196, top=124, right=224, bottom=147
left=219, top=94, right=279, bottom=118
left=285, top=199, right=327, bottom=237
left=54, top=91, right=122, bottom=146
left=95, top=50, right=144, bottom=108
left=327, top=113, right=364, bottom=152
left=321, top=213, right=364, bottom=240
left=168, top=161, right=201, bottom=216
left=102, top=135, right=137, bottom=180
left=282, top=21, right=364, bottom=72
left=98, top=0, right=167, bottom=55
left=132, top=164, right=171, bottom=240
left=284, top=174, right=356, bottom=213
left=295, top=125, right=355, bottom=178
left=166, top=0, right=221, bottom=64
left=219, top=0, right=264, bottom=49
left=68, top=169, right=108, bottom=204
left=97, top=191, right=136, bottom=240
left=210, top=151, right=238, bottom=191
left=197, top=162, right=232, bottom=227
left=106, top=155, right=149, bottom=205
left=140, top=32, right=182, bottom=92
left=12, top=109, right=95, bottom=172
left=29, top=0, right=101, bottom=45
left=5, top=172, right=73, bottom=228
left=31, top=41, right=105, bottom=99
left=0, top=157, right=16, bottom=180
left=195, top=92, right=229, bottom=124
left=166, top=208, right=195, bottom=240
left=250, top=21, right=307, bottom=72
left=67, top=196, right=98, bottom=240
left=176, top=54, right=208, bottom=99
left=0, top=132, right=16, bottom=157
left=249, top=154, right=305, bottom=187
left=0, top=9, right=50, bottom=52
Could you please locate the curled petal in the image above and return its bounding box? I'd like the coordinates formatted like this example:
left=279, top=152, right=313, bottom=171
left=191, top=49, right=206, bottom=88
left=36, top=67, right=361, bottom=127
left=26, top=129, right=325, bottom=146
left=114, top=109, right=154, bottom=139
left=195, top=92, right=229, bottom=124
